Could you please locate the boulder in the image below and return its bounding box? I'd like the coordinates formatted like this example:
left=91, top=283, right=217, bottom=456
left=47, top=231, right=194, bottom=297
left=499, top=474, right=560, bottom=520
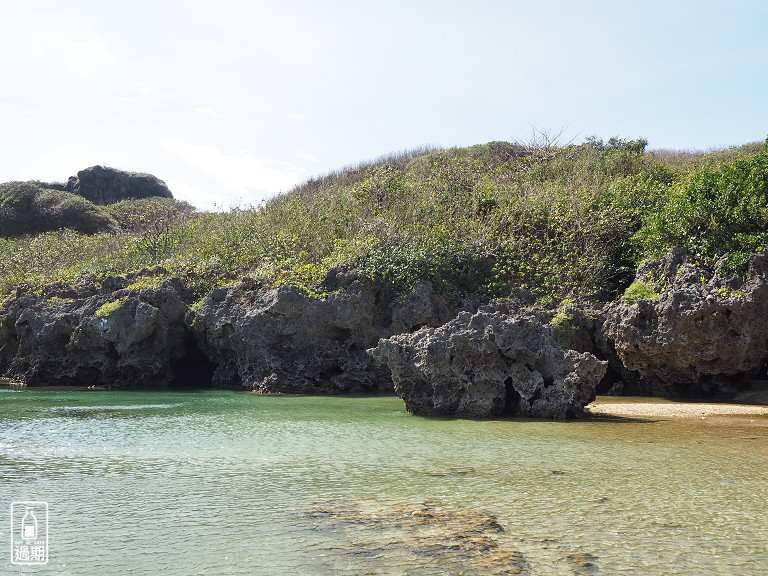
left=367, top=303, right=606, bottom=418
left=600, top=249, right=768, bottom=397
left=65, top=165, right=173, bottom=205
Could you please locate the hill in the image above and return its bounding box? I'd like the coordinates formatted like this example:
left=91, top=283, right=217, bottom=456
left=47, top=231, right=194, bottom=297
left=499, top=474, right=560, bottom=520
left=0, top=165, right=178, bottom=239
left=2, top=136, right=768, bottom=402
left=1, top=137, right=765, bottom=306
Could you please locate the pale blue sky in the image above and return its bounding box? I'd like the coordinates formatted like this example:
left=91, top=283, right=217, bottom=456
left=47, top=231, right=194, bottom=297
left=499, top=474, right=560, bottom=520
left=1, top=0, right=766, bottom=210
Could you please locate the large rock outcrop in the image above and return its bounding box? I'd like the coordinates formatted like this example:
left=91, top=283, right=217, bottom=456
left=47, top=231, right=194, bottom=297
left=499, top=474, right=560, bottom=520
left=600, top=249, right=768, bottom=397
left=64, top=165, right=173, bottom=205
left=368, top=303, right=606, bottom=418
left=190, top=277, right=461, bottom=393
left=0, top=278, right=196, bottom=388
left=0, top=273, right=461, bottom=392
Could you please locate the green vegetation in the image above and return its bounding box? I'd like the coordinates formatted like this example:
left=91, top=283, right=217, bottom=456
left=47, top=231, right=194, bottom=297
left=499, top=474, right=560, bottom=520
left=1, top=137, right=766, bottom=307
left=550, top=297, right=577, bottom=339
left=640, top=145, right=768, bottom=273
left=0, top=181, right=117, bottom=236
left=95, top=297, right=128, bottom=318
left=126, top=274, right=168, bottom=293
left=622, top=281, right=660, bottom=304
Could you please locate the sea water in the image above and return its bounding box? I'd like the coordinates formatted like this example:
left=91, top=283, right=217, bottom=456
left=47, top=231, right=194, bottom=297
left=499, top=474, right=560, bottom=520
left=1, top=387, right=766, bottom=575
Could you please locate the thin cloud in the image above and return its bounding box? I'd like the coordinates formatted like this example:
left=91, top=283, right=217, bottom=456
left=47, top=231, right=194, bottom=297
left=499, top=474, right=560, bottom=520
left=162, top=138, right=299, bottom=199
left=193, top=106, right=224, bottom=119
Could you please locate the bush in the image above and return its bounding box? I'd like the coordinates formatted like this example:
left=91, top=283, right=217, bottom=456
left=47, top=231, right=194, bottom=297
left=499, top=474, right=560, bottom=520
left=622, top=280, right=659, bottom=304
left=104, top=197, right=196, bottom=259
left=0, top=182, right=117, bottom=237
left=639, top=142, right=768, bottom=272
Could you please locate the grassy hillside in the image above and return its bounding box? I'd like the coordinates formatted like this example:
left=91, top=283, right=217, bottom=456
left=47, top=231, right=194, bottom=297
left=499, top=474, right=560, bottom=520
left=0, top=181, right=118, bottom=236
left=1, top=137, right=766, bottom=307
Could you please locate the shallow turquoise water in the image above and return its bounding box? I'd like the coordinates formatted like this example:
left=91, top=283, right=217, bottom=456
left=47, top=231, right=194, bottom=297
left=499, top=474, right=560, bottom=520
left=1, top=388, right=767, bottom=575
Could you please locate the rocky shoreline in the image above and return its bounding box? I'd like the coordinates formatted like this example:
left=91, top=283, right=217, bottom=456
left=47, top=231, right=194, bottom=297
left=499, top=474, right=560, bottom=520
left=2, top=249, right=768, bottom=418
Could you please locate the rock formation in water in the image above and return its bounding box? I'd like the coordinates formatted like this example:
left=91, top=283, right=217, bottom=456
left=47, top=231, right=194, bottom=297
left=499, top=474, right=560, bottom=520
left=64, top=165, right=173, bottom=205
left=304, top=501, right=536, bottom=574
left=0, top=273, right=462, bottom=391
left=599, top=248, right=768, bottom=397
left=0, top=275, right=196, bottom=388
left=191, top=276, right=461, bottom=393
left=5, top=246, right=768, bottom=407
left=368, top=302, right=606, bottom=418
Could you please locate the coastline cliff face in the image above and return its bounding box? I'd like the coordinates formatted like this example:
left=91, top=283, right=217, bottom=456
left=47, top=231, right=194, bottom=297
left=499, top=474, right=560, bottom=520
left=0, top=275, right=463, bottom=393
left=600, top=249, right=768, bottom=398
left=2, top=249, right=768, bottom=415
left=0, top=278, right=190, bottom=388
left=190, top=282, right=394, bottom=393
left=190, top=278, right=462, bottom=393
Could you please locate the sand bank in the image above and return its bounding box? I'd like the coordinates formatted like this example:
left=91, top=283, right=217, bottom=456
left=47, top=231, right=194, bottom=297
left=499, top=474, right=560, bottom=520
left=587, top=398, right=768, bottom=419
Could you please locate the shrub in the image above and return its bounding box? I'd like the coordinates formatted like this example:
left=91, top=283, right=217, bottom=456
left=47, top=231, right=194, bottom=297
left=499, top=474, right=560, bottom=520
left=622, top=281, right=659, bottom=304
left=95, top=297, right=128, bottom=318
left=639, top=142, right=768, bottom=272
left=104, top=197, right=196, bottom=258
left=0, top=182, right=117, bottom=237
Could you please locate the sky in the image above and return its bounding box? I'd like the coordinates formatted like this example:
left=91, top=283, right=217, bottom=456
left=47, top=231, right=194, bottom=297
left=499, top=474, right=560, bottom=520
left=1, top=0, right=767, bottom=211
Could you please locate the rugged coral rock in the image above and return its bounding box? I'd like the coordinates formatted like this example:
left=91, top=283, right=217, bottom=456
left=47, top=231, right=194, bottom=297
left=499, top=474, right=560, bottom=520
left=64, top=165, right=173, bottom=205
left=368, top=303, right=606, bottom=418
left=600, top=249, right=768, bottom=397
left=190, top=279, right=459, bottom=393
left=0, top=280, right=198, bottom=388
left=0, top=273, right=459, bottom=392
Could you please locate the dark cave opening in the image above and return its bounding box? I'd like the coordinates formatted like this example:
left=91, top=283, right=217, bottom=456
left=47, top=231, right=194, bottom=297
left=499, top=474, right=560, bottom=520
left=690, top=372, right=752, bottom=399
left=169, top=334, right=216, bottom=390
left=503, top=377, right=520, bottom=415
left=595, top=364, right=624, bottom=395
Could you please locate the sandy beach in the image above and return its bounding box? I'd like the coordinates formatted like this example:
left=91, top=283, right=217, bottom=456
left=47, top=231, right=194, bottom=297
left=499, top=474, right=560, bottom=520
left=587, top=398, right=768, bottom=419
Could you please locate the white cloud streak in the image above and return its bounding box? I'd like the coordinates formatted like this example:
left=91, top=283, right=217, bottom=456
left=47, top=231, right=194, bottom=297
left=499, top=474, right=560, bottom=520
left=162, top=138, right=299, bottom=205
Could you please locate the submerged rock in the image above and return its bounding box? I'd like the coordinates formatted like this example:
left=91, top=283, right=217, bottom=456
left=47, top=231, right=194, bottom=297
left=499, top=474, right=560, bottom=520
left=304, top=501, right=531, bottom=575
left=368, top=303, right=606, bottom=418
left=600, top=249, right=768, bottom=397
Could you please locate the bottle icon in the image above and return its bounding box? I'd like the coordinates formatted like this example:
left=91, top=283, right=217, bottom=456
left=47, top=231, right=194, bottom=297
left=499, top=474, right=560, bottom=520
left=21, top=507, right=37, bottom=540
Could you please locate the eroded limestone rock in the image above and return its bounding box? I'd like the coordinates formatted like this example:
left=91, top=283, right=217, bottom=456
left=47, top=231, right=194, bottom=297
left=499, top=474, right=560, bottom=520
left=600, top=249, right=768, bottom=397
left=304, top=501, right=531, bottom=575
left=0, top=280, right=190, bottom=388
left=304, top=500, right=600, bottom=575
left=368, top=303, right=606, bottom=418
left=190, top=280, right=460, bottom=393
left=64, top=165, right=173, bottom=205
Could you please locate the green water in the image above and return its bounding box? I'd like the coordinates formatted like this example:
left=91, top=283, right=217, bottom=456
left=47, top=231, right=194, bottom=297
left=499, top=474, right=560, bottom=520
left=1, top=388, right=767, bottom=575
